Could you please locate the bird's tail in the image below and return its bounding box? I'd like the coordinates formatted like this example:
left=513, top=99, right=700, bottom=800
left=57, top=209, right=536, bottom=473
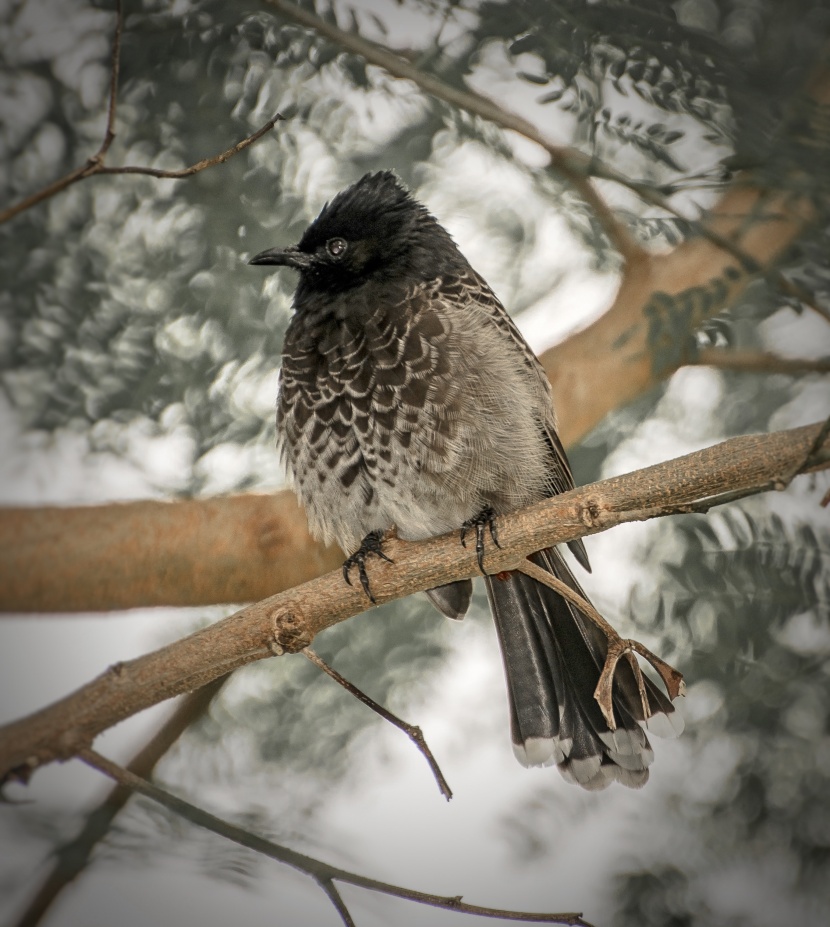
left=484, top=548, right=682, bottom=790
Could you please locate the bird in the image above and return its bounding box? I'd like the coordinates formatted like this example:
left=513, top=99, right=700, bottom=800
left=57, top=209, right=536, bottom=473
left=249, top=170, right=682, bottom=789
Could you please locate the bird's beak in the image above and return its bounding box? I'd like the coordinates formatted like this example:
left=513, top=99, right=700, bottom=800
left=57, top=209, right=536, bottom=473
left=248, top=246, right=312, bottom=269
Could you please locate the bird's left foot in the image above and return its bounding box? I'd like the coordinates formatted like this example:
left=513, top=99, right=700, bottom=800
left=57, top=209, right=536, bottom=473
left=460, top=506, right=501, bottom=574
left=342, top=530, right=394, bottom=604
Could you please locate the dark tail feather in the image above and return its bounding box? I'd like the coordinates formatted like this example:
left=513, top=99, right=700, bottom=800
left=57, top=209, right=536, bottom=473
left=484, top=548, right=682, bottom=790
left=426, top=579, right=472, bottom=620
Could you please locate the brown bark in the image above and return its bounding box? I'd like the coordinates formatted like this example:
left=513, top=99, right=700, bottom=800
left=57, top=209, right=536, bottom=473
left=2, top=10, right=827, bottom=615
left=0, top=494, right=342, bottom=612
left=542, top=185, right=819, bottom=445
left=1, top=421, right=826, bottom=783
left=2, top=177, right=819, bottom=615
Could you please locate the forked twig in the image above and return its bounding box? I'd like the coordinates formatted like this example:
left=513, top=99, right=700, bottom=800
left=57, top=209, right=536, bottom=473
left=515, top=559, right=684, bottom=730
left=303, top=648, right=452, bottom=800
left=78, top=749, right=593, bottom=927
left=0, top=0, right=283, bottom=226
left=10, top=677, right=227, bottom=927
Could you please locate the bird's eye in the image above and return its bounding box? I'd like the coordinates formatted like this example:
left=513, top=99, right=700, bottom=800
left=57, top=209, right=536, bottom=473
left=326, top=237, right=348, bottom=258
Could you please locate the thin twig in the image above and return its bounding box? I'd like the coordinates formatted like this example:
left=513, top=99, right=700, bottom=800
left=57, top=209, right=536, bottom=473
left=319, top=879, right=357, bottom=927
left=513, top=559, right=614, bottom=637
left=79, top=749, right=593, bottom=926
left=98, top=0, right=123, bottom=160
left=0, top=0, right=283, bottom=227
left=11, top=678, right=226, bottom=927
left=303, top=648, right=452, bottom=800
left=95, top=115, right=285, bottom=178
left=0, top=113, right=284, bottom=225
left=692, top=348, right=830, bottom=376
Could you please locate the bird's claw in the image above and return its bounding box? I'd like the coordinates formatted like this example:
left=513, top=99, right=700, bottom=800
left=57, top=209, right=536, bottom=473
left=342, top=530, right=393, bottom=604
left=460, top=506, right=501, bottom=574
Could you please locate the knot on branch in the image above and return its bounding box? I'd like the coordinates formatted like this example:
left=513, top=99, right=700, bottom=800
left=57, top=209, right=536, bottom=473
left=578, top=497, right=605, bottom=529
left=107, top=661, right=127, bottom=679
left=270, top=608, right=311, bottom=655
left=3, top=755, right=40, bottom=786
left=58, top=725, right=93, bottom=756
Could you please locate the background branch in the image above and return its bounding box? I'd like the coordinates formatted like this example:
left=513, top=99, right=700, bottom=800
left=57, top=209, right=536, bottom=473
left=0, top=0, right=282, bottom=227
left=303, top=648, right=453, bottom=800
left=0, top=493, right=343, bottom=613
left=692, top=348, right=830, bottom=375
left=1, top=422, right=827, bottom=782
left=10, top=678, right=226, bottom=927
left=80, top=749, right=591, bottom=926
left=265, top=0, right=644, bottom=264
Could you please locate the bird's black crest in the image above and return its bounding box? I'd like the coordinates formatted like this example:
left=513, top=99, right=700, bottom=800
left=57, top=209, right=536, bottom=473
left=287, top=171, right=465, bottom=293
left=297, top=171, right=417, bottom=254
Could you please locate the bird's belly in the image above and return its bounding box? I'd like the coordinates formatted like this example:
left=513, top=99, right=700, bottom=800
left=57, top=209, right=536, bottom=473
left=280, top=326, right=550, bottom=551
left=289, top=409, right=478, bottom=550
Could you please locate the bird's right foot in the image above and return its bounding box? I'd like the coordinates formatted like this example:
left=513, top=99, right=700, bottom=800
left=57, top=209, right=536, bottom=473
left=342, top=530, right=393, bottom=604
left=460, top=506, right=501, bottom=574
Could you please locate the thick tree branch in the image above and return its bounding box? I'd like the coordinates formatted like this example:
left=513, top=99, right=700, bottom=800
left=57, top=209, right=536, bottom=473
left=0, top=493, right=343, bottom=613
left=540, top=180, right=822, bottom=445
left=80, top=749, right=591, bottom=926
left=1, top=422, right=827, bottom=782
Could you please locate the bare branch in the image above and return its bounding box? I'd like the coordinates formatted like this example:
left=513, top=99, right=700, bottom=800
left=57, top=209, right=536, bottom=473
left=95, top=114, right=285, bottom=179
left=0, top=112, right=284, bottom=225
left=1, top=422, right=827, bottom=782
left=98, top=0, right=123, bottom=160
left=0, top=0, right=283, bottom=227
left=264, top=0, right=645, bottom=265
left=319, top=878, right=357, bottom=927
left=692, top=348, right=830, bottom=376
left=10, top=678, right=226, bottom=927
left=304, top=648, right=453, bottom=801
left=79, top=749, right=592, bottom=926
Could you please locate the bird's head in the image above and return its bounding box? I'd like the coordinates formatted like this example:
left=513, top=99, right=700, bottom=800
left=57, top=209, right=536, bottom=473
left=248, top=171, right=460, bottom=296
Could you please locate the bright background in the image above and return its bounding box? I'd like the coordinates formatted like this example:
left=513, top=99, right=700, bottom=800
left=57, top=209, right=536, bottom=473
left=2, top=1, right=829, bottom=925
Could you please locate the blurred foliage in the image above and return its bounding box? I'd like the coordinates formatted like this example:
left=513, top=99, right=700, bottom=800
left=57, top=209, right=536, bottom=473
left=2, top=0, right=830, bottom=923
left=610, top=507, right=830, bottom=925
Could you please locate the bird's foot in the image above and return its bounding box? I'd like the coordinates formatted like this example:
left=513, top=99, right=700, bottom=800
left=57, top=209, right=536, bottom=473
left=460, top=506, right=501, bottom=574
left=594, top=635, right=686, bottom=731
left=342, top=530, right=393, bottom=604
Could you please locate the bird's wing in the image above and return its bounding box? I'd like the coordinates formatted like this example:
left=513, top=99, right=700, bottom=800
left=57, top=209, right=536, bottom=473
left=456, top=270, right=578, bottom=496
left=454, top=271, right=590, bottom=571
